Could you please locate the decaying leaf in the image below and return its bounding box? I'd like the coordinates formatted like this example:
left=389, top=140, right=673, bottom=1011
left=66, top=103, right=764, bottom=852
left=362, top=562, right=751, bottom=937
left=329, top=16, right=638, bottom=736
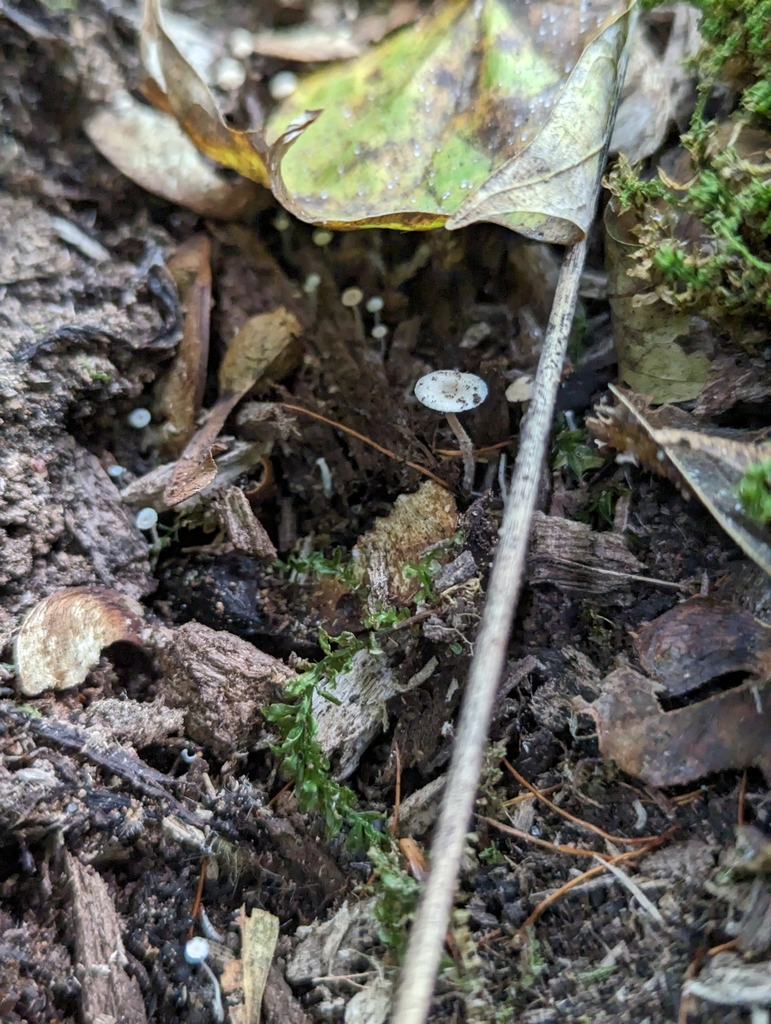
left=610, top=5, right=700, bottom=163
left=268, top=0, right=633, bottom=240
left=15, top=587, right=145, bottom=697
left=577, top=597, right=771, bottom=786
left=141, top=0, right=632, bottom=241
left=155, top=235, right=212, bottom=455
left=588, top=385, right=771, bottom=575
left=163, top=307, right=302, bottom=507
left=141, top=0, right=274, bottom=188
left=605, top=200, right=711, bottom=403
left=85, top=96, right=261, bottom=219
left=120, top=439, right=271, bottom=514
left=634, top=596, right=771, bottom=695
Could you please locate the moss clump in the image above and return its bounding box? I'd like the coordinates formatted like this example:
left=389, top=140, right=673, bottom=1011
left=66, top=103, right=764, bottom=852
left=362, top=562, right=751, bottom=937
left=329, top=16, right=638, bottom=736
left=606, top=0, right=771, bottom=329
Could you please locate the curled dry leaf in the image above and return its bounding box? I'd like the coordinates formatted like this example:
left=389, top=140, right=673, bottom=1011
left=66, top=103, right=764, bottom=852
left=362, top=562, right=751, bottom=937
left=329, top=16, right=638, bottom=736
left=634, top=596, right=771, bottom=696
left=85, top=96, right=261, bottom=219
left=15, top=587, right=145, bottom=697
left=577, top=597, right=771, bottom=786
left=588, top=385, right=771, bottom=575
left=163, top=307, right=302, bottom=507
left=120, top=439, right=271, bottom=513
left=155, top=234, right=212, bottom=456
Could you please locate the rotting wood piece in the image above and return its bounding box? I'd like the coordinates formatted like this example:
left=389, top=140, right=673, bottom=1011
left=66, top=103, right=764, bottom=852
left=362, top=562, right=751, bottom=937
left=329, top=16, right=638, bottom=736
left=66, top=851, right=147, bottom=1024
left=153, top=621, right=295, bottom=758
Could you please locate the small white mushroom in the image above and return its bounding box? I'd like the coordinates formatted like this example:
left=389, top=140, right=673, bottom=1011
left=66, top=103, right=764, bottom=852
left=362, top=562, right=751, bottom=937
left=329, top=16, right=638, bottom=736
left=127, top=407, right=151, bottom=429
left=341, top=286, right=364, bottom=341
left=268, top=70, right=298, bottom=100
left=414, top=370, right=488, bottom=493
left=184, top=938, right=224, bottom=1023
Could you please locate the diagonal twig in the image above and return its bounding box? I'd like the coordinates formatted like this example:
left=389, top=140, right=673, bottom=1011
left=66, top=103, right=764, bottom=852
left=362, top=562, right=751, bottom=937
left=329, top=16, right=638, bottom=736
left=391, top=15, right=637, bottom=1022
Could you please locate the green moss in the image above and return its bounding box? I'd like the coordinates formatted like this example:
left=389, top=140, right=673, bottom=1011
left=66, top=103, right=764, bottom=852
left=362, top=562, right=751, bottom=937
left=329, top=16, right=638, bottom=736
left=606, top=0, right=771, bottom=328
left=737, top=458, right=771, bottom=523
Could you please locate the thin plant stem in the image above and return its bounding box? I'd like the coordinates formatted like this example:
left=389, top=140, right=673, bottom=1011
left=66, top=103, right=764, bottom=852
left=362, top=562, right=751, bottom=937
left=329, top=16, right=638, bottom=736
left=390, top=238, right=590, bottom=1024
left=391, top=12, right=636, bottom=1013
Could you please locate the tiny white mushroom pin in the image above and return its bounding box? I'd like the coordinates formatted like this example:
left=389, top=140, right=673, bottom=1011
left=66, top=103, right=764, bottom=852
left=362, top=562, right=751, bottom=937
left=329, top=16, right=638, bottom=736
left=414, top=370, right=488, bottom=493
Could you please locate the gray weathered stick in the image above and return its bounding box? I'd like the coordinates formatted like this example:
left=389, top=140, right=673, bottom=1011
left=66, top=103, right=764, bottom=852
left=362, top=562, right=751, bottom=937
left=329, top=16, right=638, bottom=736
left=391, top=15, right=636, bottom=1022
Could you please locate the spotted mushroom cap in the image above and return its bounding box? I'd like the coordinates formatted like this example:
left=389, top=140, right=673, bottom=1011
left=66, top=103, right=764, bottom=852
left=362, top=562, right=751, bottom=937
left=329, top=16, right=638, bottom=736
left=414, top=370, right=488, bottom=413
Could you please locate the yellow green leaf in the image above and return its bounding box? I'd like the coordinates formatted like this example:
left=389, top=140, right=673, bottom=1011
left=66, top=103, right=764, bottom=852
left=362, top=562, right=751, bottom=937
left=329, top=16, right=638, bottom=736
left=267, top=0, right=633, bottom=240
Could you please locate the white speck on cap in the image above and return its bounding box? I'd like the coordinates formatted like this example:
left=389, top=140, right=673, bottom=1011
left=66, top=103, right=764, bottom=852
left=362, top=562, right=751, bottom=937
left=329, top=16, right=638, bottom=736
left=414, top=370, right=488, bottom=413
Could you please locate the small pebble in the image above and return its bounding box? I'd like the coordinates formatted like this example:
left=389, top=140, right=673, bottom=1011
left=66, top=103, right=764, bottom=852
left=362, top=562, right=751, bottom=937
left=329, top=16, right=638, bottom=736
left=127, top=407, right=151, bottom=429
left=269, top=71, right=298, bottom=101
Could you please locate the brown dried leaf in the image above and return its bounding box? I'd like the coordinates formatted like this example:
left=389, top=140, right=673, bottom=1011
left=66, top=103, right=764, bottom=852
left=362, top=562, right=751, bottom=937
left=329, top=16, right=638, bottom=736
left=163, top=307, right=301, bottom=507
left=588, top=385, right=771, bottom=575
left=633, top=597, right=771, bottom=697
left=15, top=587, right=145, bottom=697
left=577, top=663, right=771, bottom=786
left=155, top=235, right=212, bottom=456
left=84, top=98, right=261, bottom=219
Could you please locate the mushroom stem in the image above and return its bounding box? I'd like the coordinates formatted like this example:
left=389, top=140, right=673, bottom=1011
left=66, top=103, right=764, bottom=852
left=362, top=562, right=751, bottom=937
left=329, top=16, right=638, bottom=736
left=446, top=412, right=475, bottom=493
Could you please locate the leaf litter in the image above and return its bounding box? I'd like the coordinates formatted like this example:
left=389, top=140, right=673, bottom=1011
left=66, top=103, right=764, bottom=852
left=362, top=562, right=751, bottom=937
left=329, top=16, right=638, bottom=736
left=2, top=1, right=771, bottom=1024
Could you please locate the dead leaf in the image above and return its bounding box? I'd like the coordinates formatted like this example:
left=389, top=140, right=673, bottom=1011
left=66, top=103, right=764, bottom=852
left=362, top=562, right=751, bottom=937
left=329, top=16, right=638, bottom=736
left=120, top=439, right=271, bottom=513
left=15, top=587, right=145, bottom=697
left=588, top=385, right=771, bottom=575
left=633, top=597, right=771, bottom=696
left=610, top=5, right=701, bottom=163
left=85, top=96, right=261, bottom=219
left=577, top=663, right=771, bottom=786
left=268, top=0, right=633, bottom=240
left=141, top=0, right=632, bottom=241
left=141, top=0, right=274, bottom=187
left=155, top=235, right=212, bottom=455
left=163, top=307, right=301, bottom=507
